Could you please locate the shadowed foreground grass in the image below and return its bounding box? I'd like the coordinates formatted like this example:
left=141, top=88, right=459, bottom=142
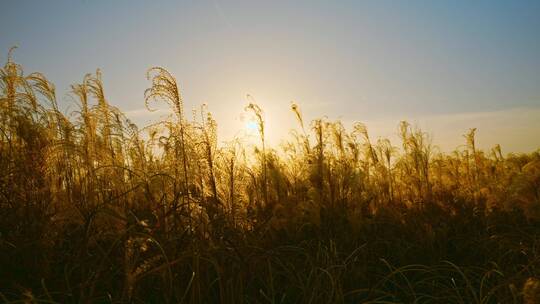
left=1, top=49, right=539, bottom=303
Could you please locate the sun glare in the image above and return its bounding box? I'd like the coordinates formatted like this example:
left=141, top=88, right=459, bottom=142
left=245, top=120, right=259, bottom=133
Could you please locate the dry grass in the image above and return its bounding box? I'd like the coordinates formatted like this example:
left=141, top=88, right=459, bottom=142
left=0, top=50, right=539, bottom=303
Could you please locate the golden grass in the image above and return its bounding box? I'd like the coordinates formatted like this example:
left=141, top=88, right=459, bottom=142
left=0, top=50, right=539, bottom=303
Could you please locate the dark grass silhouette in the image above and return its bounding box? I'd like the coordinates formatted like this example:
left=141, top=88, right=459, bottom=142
left=1, top=48, right=539, bottom=303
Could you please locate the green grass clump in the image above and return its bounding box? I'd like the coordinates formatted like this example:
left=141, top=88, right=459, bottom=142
left=0, top=49, right=539, bottom=303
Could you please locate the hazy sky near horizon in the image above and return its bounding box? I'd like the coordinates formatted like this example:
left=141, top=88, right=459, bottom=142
left=1, top=0, right=539, bottom=152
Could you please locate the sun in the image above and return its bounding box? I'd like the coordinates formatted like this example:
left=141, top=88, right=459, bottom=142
left=245, top=120, right=259, bottom=133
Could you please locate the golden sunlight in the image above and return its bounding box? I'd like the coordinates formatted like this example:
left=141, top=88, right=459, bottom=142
left=2, top=1, right=540, bottom=302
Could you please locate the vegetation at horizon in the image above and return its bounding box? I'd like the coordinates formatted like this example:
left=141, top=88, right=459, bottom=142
left=1, top=47, right=540, bottom=303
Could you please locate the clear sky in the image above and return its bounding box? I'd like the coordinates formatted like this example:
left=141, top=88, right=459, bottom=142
left=1, top=0, right=539, bottom=152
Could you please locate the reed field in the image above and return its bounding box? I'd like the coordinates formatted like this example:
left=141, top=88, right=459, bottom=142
left=1, top=48, right=539, bottom=303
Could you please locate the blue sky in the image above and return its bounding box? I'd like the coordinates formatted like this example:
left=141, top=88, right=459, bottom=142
left=1, top=0, right=539, bottom=151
